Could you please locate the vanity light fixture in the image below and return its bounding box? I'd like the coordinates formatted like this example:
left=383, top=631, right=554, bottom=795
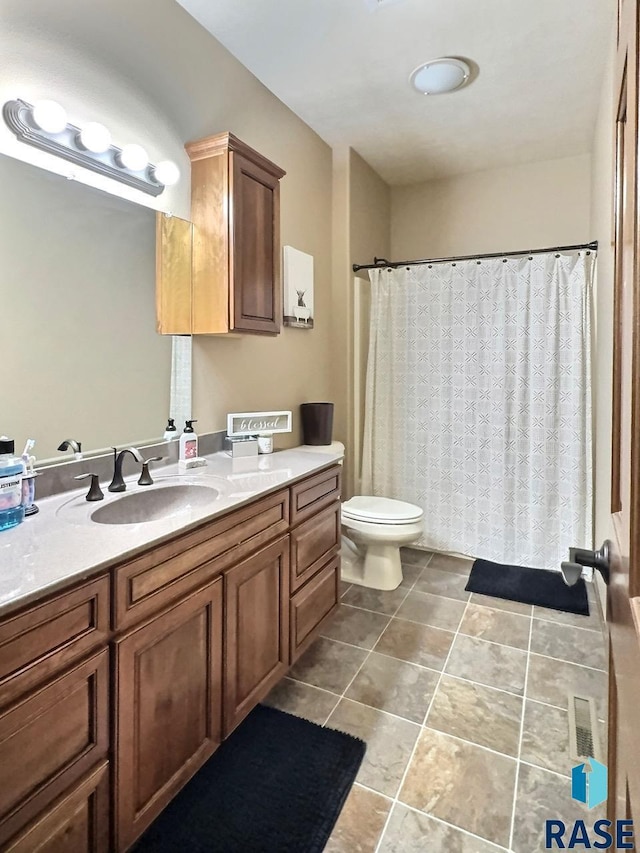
left=150, top=160, right=180, bottom=187
left=76, top=121, right=112, bottom=154
left=116, top=143, right=149, bottom=172
left=2, top=98, right=180, bottom=196
left=410, top=57, right=472, bottom=95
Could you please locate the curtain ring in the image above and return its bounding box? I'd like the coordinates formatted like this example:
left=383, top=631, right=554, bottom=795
left=586, top=251, right=591, bottom=255
left=555, top=254, right=560, bottom=258
left=528, top=256, right=533, bottom=260
left=452, top=262, right=456, bottom=267
left=502, top=258, right=507, bottom=263
left=477, top=260, right=481, bottom=264
left=428, top=264, right=433, bottom=269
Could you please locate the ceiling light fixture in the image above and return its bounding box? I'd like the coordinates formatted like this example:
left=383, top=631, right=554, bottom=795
left=410, top=58, right=472, bottom=95
left=2, top=98, right=179, bottom=196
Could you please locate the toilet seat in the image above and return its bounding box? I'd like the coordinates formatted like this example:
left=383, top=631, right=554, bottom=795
left=342, top=496, right=423, bottom=525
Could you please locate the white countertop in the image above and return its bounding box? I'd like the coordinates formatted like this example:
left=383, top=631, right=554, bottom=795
left=0, top=447, right=342, bottom=618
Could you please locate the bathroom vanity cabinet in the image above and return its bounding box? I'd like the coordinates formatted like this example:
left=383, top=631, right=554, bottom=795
left=0, top=463, right=341, bottom=852
left=156, top=132, right=286, bottom=336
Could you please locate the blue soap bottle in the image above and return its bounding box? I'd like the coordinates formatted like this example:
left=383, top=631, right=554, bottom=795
left=0, top=437, right=25, bottom=531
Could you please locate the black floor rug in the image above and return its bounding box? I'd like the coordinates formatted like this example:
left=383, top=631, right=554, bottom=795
left=132, top=704, right=366, bottom=853
left=465, top=558, right=590, bottom=615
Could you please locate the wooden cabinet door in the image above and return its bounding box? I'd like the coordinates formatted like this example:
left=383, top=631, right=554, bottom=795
left=224, top=536, right=289, bottom=735
left=230, top=151, right=282, bottom=334
left=114, top=579, right=223, bottom=852
left=4, top=762, right=109, bottom=853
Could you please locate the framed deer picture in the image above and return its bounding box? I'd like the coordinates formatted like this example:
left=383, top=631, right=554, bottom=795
left=283, top=245, right=314, bottom=329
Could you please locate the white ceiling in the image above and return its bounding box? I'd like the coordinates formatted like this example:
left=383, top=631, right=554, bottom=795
left=177, top=0, right=614, bottom=186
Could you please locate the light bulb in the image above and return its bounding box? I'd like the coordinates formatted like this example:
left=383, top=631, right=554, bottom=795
left=31, top=100, right=67, bottom=133
left=77, top=122, right=111, bottom=154
left=117, top=143, right=148, bottom=172
left=151, top=160, right=180, bottom=186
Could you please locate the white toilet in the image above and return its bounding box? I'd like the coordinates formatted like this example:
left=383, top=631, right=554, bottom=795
left=296, top=441, right=424, bottom=591
left=341, top=496, right=424, bottom=591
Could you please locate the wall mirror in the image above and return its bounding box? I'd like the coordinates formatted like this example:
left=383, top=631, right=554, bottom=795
left=0, top=153, right=174, bottom=463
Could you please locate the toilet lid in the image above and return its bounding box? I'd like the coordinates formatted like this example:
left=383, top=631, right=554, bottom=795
left=342, top=496, right=423, bottom=523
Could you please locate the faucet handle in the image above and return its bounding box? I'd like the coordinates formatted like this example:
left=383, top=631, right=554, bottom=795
left=74, top=473, right=104, bottom=502
left=138, top=456, right=164, bottom=487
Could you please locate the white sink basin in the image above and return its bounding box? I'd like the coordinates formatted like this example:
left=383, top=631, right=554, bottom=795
left=89, top=484, right=220, bottom=525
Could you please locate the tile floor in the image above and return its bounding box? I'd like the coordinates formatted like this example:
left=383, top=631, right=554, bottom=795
left=264, top=548, right=608, bottom=852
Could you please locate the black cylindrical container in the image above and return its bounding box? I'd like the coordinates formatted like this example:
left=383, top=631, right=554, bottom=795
left=300, top=402, right=334, bottom=446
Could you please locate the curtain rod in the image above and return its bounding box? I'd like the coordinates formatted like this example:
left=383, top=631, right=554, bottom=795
left=352, top=241, right=598, bottom=273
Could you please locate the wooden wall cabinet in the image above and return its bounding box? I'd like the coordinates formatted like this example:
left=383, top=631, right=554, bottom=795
left=157, top=132, right=286, bottom=336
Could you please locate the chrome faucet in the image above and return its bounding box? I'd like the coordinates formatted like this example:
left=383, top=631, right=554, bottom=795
left=108, top=447, right=144, bottom=493
left=57, top=438, right=83, bottom=458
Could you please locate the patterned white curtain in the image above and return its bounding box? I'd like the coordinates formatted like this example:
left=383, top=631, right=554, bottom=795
left=361, top=252, right=593, bottom=570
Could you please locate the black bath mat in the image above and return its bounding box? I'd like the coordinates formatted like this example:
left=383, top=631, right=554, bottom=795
left=132, top=704, right=366, bottom=853
left=465, top=558, right=590, bottom=615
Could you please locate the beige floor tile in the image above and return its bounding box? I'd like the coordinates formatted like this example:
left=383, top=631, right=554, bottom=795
left=345, top=652, right=439, bottom=723
left=520, top=700, right=572, bottom=777
left=379, top=804, right=506, bottom=853
left=459, top=603, right=531, bottom=650
left=527, top=653, right=608, bottom=719
left=339, top=581, right=352, bottom=598
left=445, top=634, right=528, bottom=695
left=325, top=784, right=391, bottom=853
left=426, top=553, right=473, bottom=576
left=469, top=593, right=532, bottom=616
left=288, top=637, right=367, bottom=694
left=399, top=728, right=517, bottom=847
left=327, top=699, right=420, bottom=797
left=399, top=563, right=425, bottom=587
left=396, top=590, right=467, bottom=632
left=414, top=567, right=471, bottom=602
left=341, top=585, right=409, bottom=616
left=400, top=547, right=432, bottom=567
left=321, top=605, right=391, bottom=649
left=427, top=675, right=523, bottom=756
left=530, top=619, right=607, bottom=670
left=374, top=618, right=454, bottom=671
left=263, top=677, right=339, bottom=725
left=532, top=603, right=602, bottom=632
left=512, top=763, right=605, bottom=853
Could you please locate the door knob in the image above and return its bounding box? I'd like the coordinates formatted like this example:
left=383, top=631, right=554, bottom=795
left=560, top=540, right=611, bottom=587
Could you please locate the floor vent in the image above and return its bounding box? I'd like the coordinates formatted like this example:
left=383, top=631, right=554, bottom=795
left=568, top=694, right=602, bottom=762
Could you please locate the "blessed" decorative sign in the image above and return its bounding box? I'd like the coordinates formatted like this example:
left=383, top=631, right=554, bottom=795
left=227, top=410, right=292, bottom=437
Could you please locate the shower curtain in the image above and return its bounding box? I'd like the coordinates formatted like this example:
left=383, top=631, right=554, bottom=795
left=361, top=251, right=593, bottom=570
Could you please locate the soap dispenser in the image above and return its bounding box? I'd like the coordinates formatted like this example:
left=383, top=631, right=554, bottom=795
left=163, top=418, right=178, bottom=440
left=179, top=420, right=198, bottom=461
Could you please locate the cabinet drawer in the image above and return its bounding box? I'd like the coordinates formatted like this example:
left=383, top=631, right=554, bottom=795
left=4, top=761, right=109, bottom=853
left=114, top=488, right=289, bottom=630
left=0, top=577, right=110, bottom=709
left=290, top=502, right=340, bottom=593
left=290, top=466, right=341, bottom=526
left=0, top=649, right=109, bottom=848
left=290, top=557, right=339, bottom=663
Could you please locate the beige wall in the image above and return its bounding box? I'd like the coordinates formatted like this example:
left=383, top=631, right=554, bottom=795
left=2, top=0, right=335, bottom=449
left=590, top=34, right=616, bottom=587
left=391, top=155, right=592, bottom=260
left=331, top=148, right=390, bottom=495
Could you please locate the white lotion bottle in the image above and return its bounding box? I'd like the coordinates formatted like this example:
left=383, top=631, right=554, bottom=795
left=179, top=419, right=198, bottom=461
